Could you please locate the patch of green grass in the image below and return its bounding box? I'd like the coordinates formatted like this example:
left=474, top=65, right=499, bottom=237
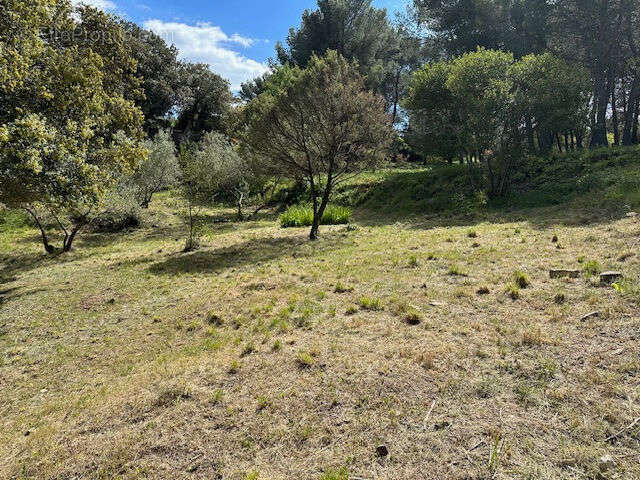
left=280, top=204, right=352, bottom=228
left=296, top=350, right=315, bottom=368
left=319, top=467, right=349, bottom=480
left=448, top=264, right=467, bottom=276
left=583, top=260, right=602, bottom=276
left=358, top=296, right=384, bottom=311
left=505, top=283, right=520, bottom=300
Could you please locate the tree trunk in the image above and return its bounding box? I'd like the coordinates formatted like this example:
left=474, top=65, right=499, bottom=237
left=633, top=99, right=640, bottom=143
left=590, top=71, right=610, bottom=148
left=525, top=116, right=535, bottom=152
left=24, top=207, right=55, bottom=254
left=611, top=78, right=620, bottom=145
left=623, top=77, right=640, bottom=145
left=309, top=168, right=333, bottom=241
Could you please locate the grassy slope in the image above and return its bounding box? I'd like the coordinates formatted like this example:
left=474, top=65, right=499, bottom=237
left=1, top=150, right=640, bottom=479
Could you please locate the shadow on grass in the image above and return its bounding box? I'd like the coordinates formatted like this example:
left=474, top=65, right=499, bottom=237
left=148, top=230, right=351, bottom=276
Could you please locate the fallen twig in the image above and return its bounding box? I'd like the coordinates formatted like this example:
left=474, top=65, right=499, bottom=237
left=422, top=399, right=437, bottom=430
left=605, top=417, right=640, bottom=442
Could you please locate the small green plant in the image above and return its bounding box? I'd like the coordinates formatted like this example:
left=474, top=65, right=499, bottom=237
left=345, top=305, right=359, bottom=315
left=211, top=389, right=223, bottom=405
left=296, top=350, right=315, bottom=368
left=408, top=254, right=419, bottom=268
left=513, top=270, right=530, bottom=288
left=583, top=260, right=602, bottom=276
left=403, top=307, right=424, bottom=325
left=319, top=466, right=349, bottom=480
left=228, top=360, right=240, bottom=374
left=243, top=471, right=260, bottom=480
left=505, top=283, right=520, bottom=300
left=467, top=230, right=478, bottom=238
left=280, top=204, right=352, bottom=228
left=358, top=296, right=384, bottom=311
left=488, top=433, right=506, bottom=475
left=272, top=339, right=282, bottom=351
left=334, top=282, right=354, bottom=293
left=256, top=395, right=271, bottom=411
left=241, top=342, right=256, bottom=356
left=448, top=264, right=467, bottom=276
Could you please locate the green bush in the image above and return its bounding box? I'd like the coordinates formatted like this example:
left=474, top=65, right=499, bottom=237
left=280, top=204, right=352, bottom=228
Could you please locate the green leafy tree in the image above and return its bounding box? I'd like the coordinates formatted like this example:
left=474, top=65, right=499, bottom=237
left=0, top=1, right=145, bottom=253
left=178, top=133, right=250, bottom=249
left=243, top=51, right=393, bottom=240
left=404, top=60, right=460, bottom=162
left=510, top=53, right=591, bottom=152
left=122, top=21, right=181, bottom=135
left=131, top=130, right=180, bottom=208
left=174, top=63, right=234, bottom=143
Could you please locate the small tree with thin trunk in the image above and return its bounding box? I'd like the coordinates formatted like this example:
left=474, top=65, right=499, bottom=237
left=131, top=130, right=180, bottom=208
left=243, top=51, right=393, bottom=240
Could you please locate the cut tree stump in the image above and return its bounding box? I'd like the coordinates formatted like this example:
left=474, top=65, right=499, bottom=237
left=600, top=271, right=623, bottom=285
left=550, top=269, right=581, bottom=279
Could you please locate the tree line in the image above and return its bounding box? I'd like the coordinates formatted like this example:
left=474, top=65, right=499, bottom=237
left=1, top=0, right=637, bottom=253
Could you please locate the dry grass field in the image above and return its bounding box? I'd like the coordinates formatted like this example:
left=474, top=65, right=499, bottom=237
left=1, top=188, right=640, bottom=479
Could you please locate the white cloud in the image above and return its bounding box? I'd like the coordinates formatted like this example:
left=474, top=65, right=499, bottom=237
left=143, top=20, right=268, bottom=90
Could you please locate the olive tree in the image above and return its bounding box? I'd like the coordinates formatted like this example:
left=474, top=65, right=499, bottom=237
left=131, top=130, right=180, bottom=208
left=179, top=132, right=250, bottom=250
left=243, top=51, right=393, bottom=240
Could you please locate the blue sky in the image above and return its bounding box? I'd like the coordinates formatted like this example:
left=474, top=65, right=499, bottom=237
left=81, top=0, right=405, bottom=89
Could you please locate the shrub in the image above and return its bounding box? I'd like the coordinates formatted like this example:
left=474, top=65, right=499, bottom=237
left=505, top=283, right=520, bottom=299
left=583, top=260, right=602, bottom=276
left=513, top=270, right=530, bottom=288
left=91, top=183, right=141, bottom=232
left=280, top=204, right=352, bottom=228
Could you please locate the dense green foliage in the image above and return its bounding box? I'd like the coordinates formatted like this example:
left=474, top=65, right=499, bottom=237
left=0, top=0, right=146, bottom=253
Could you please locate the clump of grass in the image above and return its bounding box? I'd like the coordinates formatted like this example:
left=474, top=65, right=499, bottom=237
left=407, top=254, right=419, bottom=268
left=448, top=264, right=467, bottom=276
left=505, top=283, right=520, bottom=300
left=228, top=360, right=240, bottom=374
left=554, top=292, right=566, bottom=304
left=334, top=281, right=354, bottom=293
left=256, top=395, right=271, bottom=411
left=241, top=342, right=256, bottom=356
left=345, top=305, right=359, bottom=315
left=358, top=296, right=384, bottom=311
left=319, top=467, right=349, bottom=480
left=211, top=389, right=223, bottom=405
left=583, top=259, right=602, bottom=276
left=403, top=307, right=424, bottom=325
left=477, top=286, right=490, bottom=295
left=296, top=350, right=315, bottom=368
left=513, top=270, right=530, bottom=288
left=467, top=230, right=478, bottom=238
left=280, top=204, right=352, bottom=228
left=415, top=350, right=436, bottom=369
left=206, top=311, right=223, bottom=326
left=521, top=327, right=543, bottom=346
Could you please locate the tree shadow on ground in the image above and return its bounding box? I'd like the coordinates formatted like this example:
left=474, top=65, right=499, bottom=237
left=147, top=229, right=352, bottom=276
